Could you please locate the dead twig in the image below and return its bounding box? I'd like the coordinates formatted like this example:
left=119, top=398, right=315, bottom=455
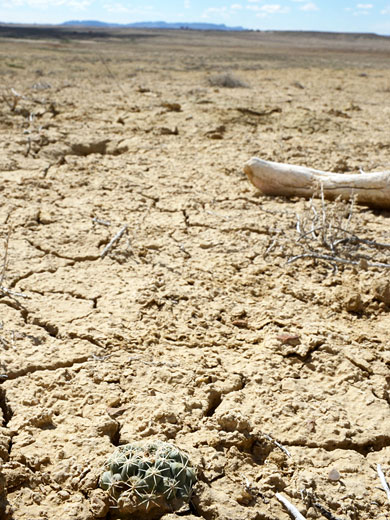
left=97, top=53, right=128, bottom=99
left=92, top=217, right=111, bottom=227
left=276, top=493, right=307, bottom=520
left=100, top=225, right=128, bottom=259
left=377, top=464, right=390, bottom=505
left=313, top=502, right=343, bottom=520
left=0, top=287, right=29, bottom=299
left=263, top=433, right=291, bottom=457
left=241, top=474, right=267, bottom=502
left=330, top=228, right=390, bottom=249
left=2, top=88, right=23, bottom=111
left=0, top=228, right=28, bottom=300
left=0, top=228, right=10, bottom=288
left=287, top=252, right=390, bottom=269
left=25, top=136, right=31, bottom=157
left=264, top=233, right=280, bottom=258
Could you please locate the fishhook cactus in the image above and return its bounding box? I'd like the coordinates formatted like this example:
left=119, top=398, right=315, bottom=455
left=99, top=440, right=196, bottom=516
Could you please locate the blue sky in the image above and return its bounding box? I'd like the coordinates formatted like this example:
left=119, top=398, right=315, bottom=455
left=1, top=0, right=390, bottom=34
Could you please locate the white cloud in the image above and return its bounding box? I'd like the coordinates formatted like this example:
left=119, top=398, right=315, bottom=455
left=344, top=3, right=375, bottom=16
left=247, top=3, right=290, bottom=15
left=184, top=0, right=190, bottom=8
left=103, top=2, right=128, bottom=12
left=352, top=4, right=373, bottom=15
left=299, top=2, right=318, bottom=11
left=101, top=3, right=155, bottom=14
left=204, top=6, right=226, bottom=13
left=202, top=6, right=229, bottom=18
left=258, top=3, right=290, bottom=13
left=231, top=3, right=242, bottom=8
left=381, top=6, right=390, bottom=14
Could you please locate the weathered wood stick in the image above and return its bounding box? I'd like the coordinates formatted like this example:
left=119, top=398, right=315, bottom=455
left=100, top=225, right=128, bottom=259
left=377, top=464, right=390, bottom=505
left=244, top=157, right=390, bottom=209
left=276, top=493, right=307, bottom=520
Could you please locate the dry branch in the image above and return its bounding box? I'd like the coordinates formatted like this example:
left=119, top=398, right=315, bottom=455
left=263, top=433, right=291, bottom=457
left=0, top=228, right=10, bottom=289
left=313, top=502, right=343, bottom=520
left=377, top=464, right=390, bottom=505
left=100, top=225, right=128, bottom=259
left=92, top=217, right=111, bottom=227
left=276, top=493, right=307, bottom=520
left=0, top=229, right=28, bottom=300
left=287, top=252, right=390, bottom=269
left=244, top=157, right=390, bottom=209
left=2, top=88, right=23, bottom=111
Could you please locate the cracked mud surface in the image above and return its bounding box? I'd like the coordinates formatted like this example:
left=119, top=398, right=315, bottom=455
left=1, top=28, right=390, bottom=519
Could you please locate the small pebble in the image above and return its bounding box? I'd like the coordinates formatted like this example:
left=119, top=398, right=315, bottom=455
left=328, top=468, right=340, bottom=481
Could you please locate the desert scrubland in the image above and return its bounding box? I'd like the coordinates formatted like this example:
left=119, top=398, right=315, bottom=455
left=1, top=26, right=390, bottom=519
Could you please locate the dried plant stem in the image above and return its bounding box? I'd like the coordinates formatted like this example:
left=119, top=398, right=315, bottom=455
left=92, top=217, right=111, bottom=227
left=97, top=53, right=128, bottom=99
left=276, top=493, right=307, bottom=520
left=0, top=228, right=28, bottom=299
left=0, top=228, right=10, bottom=288
left=330, top=228, right=390, bottom=249
left=263, top=433, right=291, bottom=457
left=377, top=464, right=390, bottom=505
left=313, top=502, right=343, bottom=520
left=1, top=287, right=28, bottom=299
left=264, top=235, right=280, bottom=258
left=266, top=182, right=390, bottom=270
left=287, top=252, right=390, bottom=269
left=100, top=225, right=128, bottom=259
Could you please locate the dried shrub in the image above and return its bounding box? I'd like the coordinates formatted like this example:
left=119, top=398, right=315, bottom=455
left=264, top=190, right=390, bottom=271
left=207, top=72, right=249, bottom=88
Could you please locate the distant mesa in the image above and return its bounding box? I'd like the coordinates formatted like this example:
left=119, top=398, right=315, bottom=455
left=61, top=20, right=246, bottom=31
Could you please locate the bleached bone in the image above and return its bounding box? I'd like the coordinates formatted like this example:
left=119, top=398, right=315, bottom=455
left=244, top=157, right=390, bottom=209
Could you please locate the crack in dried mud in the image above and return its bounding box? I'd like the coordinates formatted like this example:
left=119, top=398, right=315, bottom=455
left=3, top=355, right=93, bottom=380
left=8, top=267, right=63, bottom=289
left=283, top=437, right=390, bottom=456
left=0, top=389, right=12, bottom=430
left=26, top=239, right=100, bottom=262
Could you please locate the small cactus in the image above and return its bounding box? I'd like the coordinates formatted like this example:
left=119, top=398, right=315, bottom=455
left=99, top=440, right=196, bottom=516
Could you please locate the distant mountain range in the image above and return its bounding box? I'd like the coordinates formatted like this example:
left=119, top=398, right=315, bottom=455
left=61, top=20, right=246, bottom=31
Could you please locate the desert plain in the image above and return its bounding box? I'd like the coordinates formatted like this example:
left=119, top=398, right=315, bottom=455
left=1, top=26, right=390, bottom=519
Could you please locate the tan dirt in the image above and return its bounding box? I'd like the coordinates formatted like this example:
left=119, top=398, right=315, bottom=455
left=1, top=27, right=390, bottom=520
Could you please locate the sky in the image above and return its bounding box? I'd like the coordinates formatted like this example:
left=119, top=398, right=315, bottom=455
left=1, top=0, right=390, bottom=35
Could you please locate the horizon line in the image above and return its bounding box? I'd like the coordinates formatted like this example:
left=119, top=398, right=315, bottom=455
left=0, top=20, right=389, bottom=37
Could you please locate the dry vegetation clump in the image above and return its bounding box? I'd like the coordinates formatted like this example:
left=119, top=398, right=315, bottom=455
left=264, top=190, right=390, bottom=271
left=207, top=71, right=249, bottom=88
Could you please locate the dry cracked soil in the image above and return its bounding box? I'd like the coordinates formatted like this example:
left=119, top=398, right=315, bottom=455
left=1, top=26, right=390, bottom=520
